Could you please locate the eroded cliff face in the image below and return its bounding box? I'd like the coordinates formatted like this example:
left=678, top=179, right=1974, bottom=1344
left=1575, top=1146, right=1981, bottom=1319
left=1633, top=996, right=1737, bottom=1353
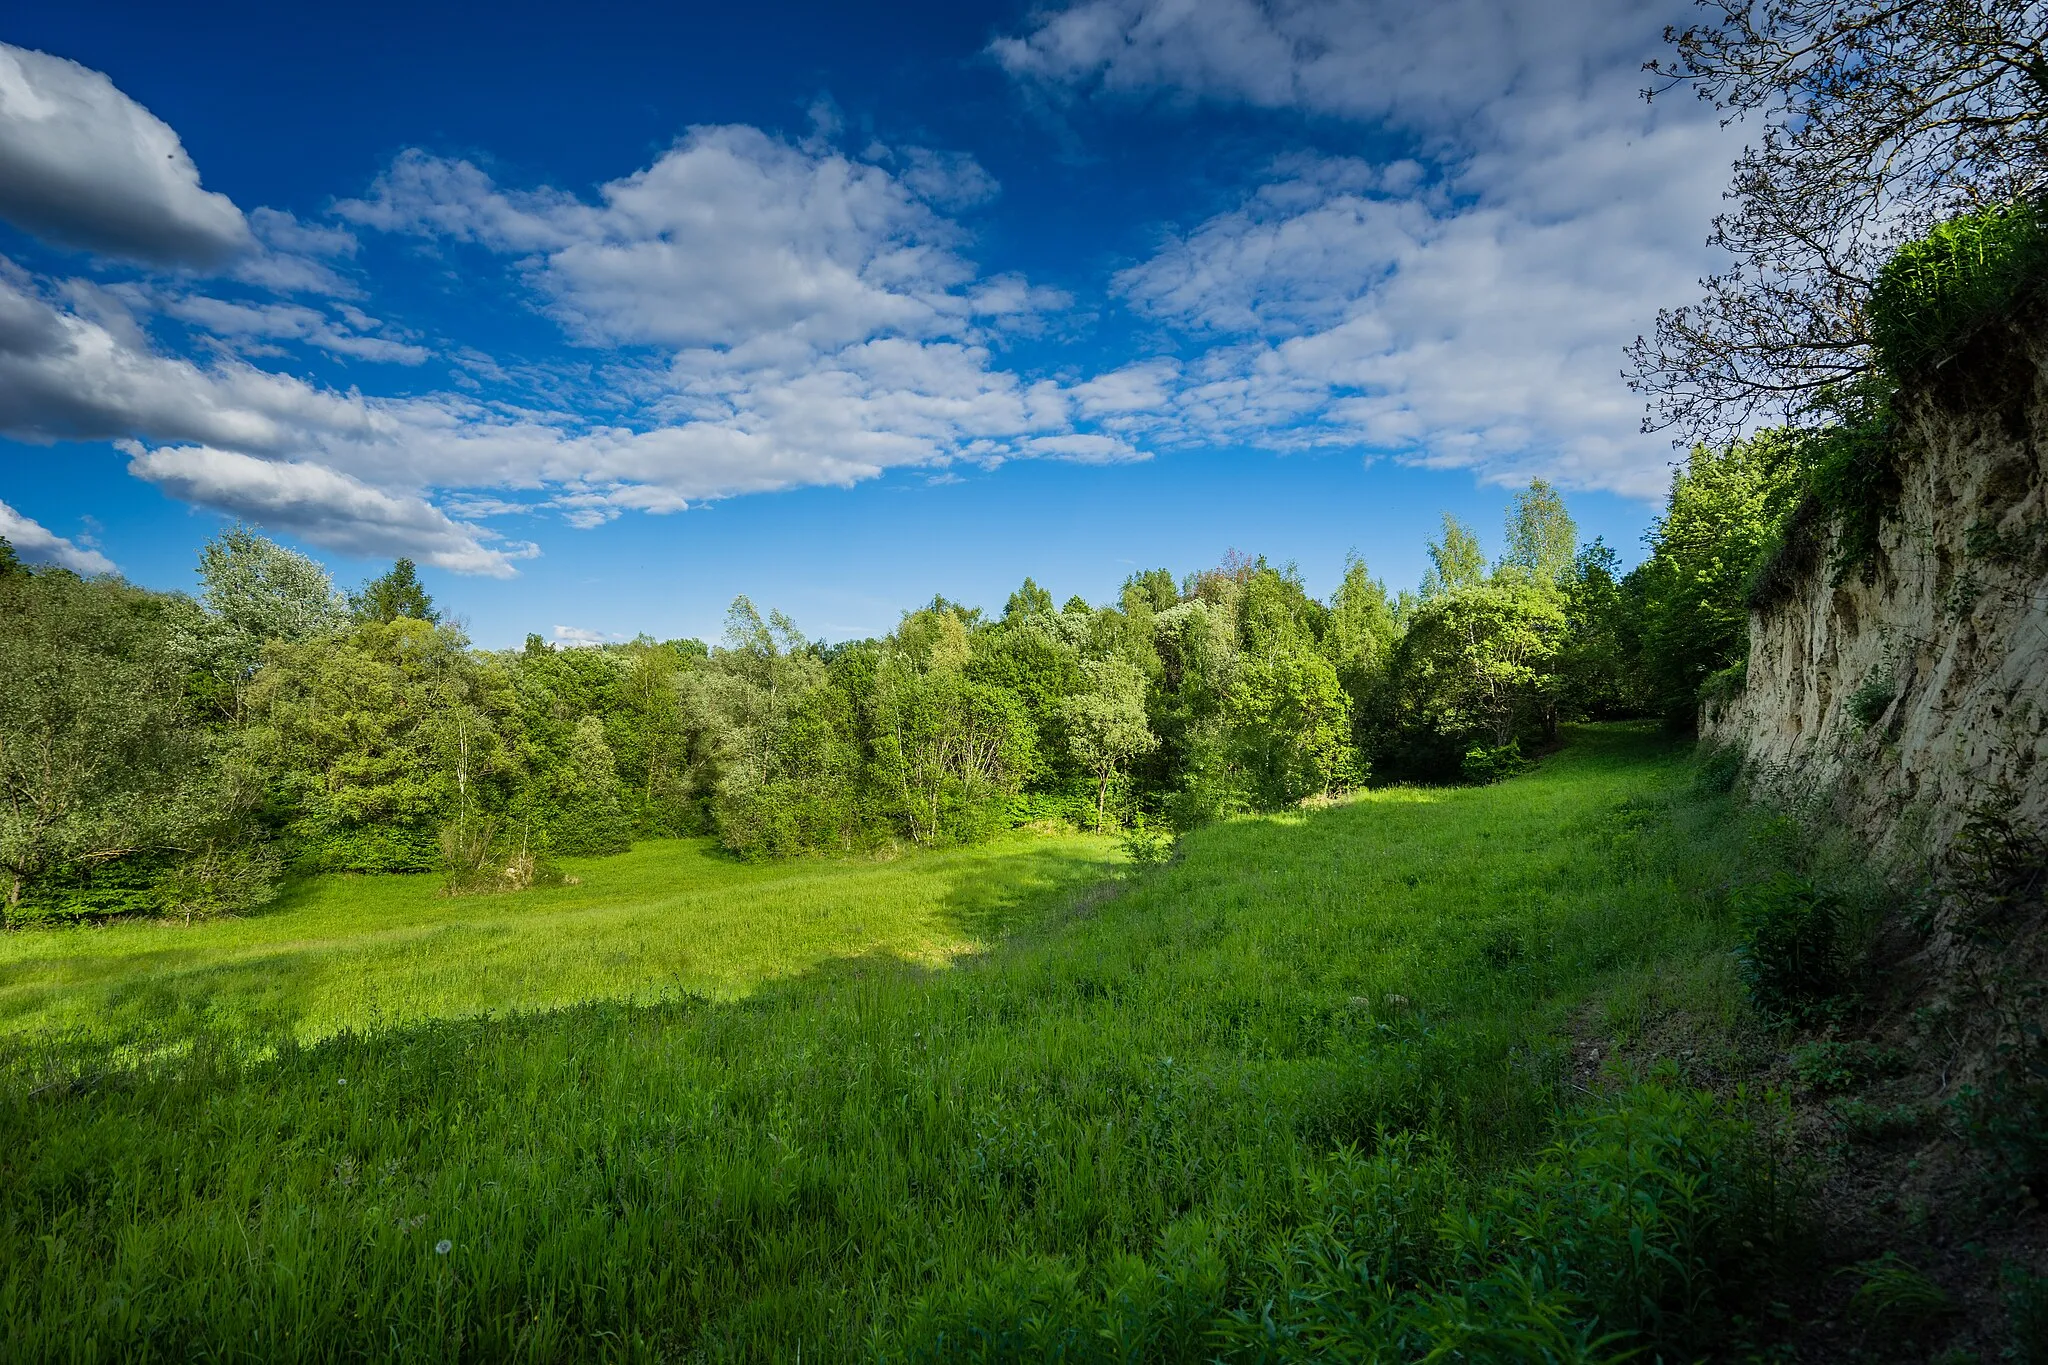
left=1702, top=302, right=2048, bottom=868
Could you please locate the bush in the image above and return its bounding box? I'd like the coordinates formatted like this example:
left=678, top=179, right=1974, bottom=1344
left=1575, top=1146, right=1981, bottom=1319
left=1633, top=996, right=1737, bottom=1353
left=1868, top=196, right=2048, bottom=378
left=1461, top=740, right=1530, bottom=785
left=1692, top=743, right=1744, bottom=795
left=1845, top=669, right=1897, bottom=731
left=1733, top=873, right=1845, bottom=1020
left=155, top=843, right=283, bottom=923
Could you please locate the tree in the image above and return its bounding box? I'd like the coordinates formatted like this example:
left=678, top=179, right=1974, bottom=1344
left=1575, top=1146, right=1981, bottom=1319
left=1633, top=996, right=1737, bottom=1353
left=1003, top=577, right=1056, bottom=620
left=1632, top=0, right=2048, bottom=440
left=1224, top=647, right=1355, bottom=804
left=1396, top=580, right=1567, bottom=761
left=0, top=570, right=228, bottom=911
left=351, top=558, right=440, bottom=625
left=191, top=526, right=348, bottom=684
left=1500, top=480, right=1579, bottom=587
left=244, top=618, right=518, bottom=870
left=1632, top=429, right=1808, bottom=722
left=1060, top=657, right=1157, bottom=828
left=1420, top=515, right=1487, bottom=599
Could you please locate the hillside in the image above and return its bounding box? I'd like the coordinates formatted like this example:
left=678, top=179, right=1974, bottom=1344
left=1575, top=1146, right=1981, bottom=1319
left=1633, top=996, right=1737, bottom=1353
left=0, top=724, right=1910, bottom=1361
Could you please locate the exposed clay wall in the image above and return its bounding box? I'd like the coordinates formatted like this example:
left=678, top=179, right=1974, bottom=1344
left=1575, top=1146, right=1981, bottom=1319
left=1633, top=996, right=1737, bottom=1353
left=1701, top=301, right=2048, bottom=867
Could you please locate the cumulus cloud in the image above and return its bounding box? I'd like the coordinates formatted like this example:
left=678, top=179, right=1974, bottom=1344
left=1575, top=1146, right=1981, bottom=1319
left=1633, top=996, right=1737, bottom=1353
left=0, top=497, right=115, bottom=573
left=0, top=43, right=251, bottom=266
left=340, top=127, right=994, bottom=352
left=125, top=444, right=531, bottom=577
left=997, top=0, right=1740, bottom=496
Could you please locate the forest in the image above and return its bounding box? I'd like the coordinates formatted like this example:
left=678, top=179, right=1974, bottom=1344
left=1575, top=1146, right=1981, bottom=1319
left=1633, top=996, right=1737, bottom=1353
left=1, top=442, right=1803, bottom=926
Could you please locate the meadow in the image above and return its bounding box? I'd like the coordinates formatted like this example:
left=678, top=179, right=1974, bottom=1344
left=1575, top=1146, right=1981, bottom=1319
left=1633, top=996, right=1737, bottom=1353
left=0, top=833, right=1118, bottom=1056
left=0, top=725, right=1804, bottom=1360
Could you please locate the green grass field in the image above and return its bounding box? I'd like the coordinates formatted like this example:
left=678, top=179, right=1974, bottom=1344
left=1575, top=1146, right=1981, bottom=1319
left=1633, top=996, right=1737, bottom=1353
left=0, top=833, right=1118, bottom=1055
left=0, top=726, right=1804, bottom=1360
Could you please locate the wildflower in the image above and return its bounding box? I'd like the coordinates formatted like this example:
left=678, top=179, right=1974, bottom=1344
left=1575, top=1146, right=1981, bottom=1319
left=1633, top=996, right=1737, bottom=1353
left=435, top=1239, right=452, bottom=1255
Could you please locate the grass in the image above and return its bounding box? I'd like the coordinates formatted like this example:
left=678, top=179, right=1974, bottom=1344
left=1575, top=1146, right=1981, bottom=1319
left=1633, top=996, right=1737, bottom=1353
left=0, top=833, right=1118, bottom=1056
left=0, top=724, right=1803, bottom=1360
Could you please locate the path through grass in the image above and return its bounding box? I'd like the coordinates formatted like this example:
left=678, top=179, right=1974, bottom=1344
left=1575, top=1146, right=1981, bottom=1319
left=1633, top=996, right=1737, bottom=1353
left=0, top=725, right=1802, bottom=1360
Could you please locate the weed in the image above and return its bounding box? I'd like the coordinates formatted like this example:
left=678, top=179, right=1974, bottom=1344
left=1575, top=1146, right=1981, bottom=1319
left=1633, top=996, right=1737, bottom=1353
left=1693, top=742, right=1745, bottom=795
left=1734, top=873, right=1847, bottom=1021
left=1844, top=1252, right=1955, bottom=1331
left=1832, top=1098, right=1929, bottom=1144
left=1791, top=1039, right=1904, bottom=1093
left=1117, top=814, right=1175, bottom=869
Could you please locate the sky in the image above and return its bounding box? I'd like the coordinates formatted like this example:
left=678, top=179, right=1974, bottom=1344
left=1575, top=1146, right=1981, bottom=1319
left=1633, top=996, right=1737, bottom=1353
left=0, top=0, right=1738, bottom=646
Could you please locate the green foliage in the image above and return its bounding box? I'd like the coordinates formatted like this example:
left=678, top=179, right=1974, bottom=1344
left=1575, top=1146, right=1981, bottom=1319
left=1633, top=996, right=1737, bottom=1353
left=1461, top=740, right=1530, bottom=785
left=1116, top=812, right=1173, bottom=868
left=187, top=525, right=348, bottom=685
left=1420, top=513, right=1488, bottom=599
left=2004, top=1262, right=2048, bottom=1364
left=1844, top=1253, right=1954, bottom=1332
left=1797, top=379, right=1900, bottom=582
left=1846, top=667, right=1897, bottom=730
left=0, top=566, right=251, bottom=918
left=1633, top=430, right=1807, bottom=723
left=1869, top=196, right=2048, bottom=378
left=1732, top=873, right=1845, bottom=1020
left=348, top=556, right=440, bottom=624
left=1789, top=1039, right=1902, bottom=1094
left=1395, top=578, right=1566, bottom=762
left=1500, top=478, right=1579, bottom=586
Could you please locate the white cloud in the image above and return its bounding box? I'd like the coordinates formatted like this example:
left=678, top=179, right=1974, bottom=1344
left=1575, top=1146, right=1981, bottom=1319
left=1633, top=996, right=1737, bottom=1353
left=158, top=295, right=428, bottom=365
left=0, top=497, right=115, bottom=574
left=551, top=624, right=617, bottom=647
left=0, top=43, right=251, bottom=266
left=125, top=444, right=531, bottom=577
left=340, top=127, right=992, bottom=352
left=998, top=0, right=1740, bottom=496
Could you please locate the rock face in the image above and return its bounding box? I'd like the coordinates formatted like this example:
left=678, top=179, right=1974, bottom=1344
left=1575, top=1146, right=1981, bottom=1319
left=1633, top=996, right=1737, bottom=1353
left=1702, top=301, right=2048, bottom=867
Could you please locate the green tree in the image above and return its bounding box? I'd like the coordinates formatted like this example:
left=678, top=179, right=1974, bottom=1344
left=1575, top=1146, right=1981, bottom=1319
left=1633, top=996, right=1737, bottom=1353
left=1225, top=646, right=1355, bottom=804
left=1420, top=515, right=1487, bottom=599
left=350, top=557, right=440, bottom=625
left=245, top=618, right=518, bottom=870
left=1059, top=656, right=1157, bottom=828
left=0, top=569, right=240, bottom=914
left=1003, top=577, right=1055, bottom=620
left=1633, top=431, right=1806, bottom=723
left=1395, top=579, right=1567, bottom=767
left=188, top=526, right=348, bottom=690
left=1500, top=480, right=1579, bottom=587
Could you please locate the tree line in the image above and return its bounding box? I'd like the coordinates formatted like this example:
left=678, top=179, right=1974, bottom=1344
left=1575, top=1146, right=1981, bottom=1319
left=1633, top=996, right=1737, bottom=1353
left=0, top=461, right=1804, bottom=925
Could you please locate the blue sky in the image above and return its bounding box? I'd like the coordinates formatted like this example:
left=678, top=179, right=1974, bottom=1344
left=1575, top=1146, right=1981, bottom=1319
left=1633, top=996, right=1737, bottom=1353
left=0, top=0, right=1735, bottom=646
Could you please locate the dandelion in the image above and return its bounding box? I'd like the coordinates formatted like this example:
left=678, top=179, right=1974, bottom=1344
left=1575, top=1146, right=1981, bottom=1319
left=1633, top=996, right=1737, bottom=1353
left=435, top=1239, right=452, bottom=1255
left=337, top=1078, right=347, bottom=1086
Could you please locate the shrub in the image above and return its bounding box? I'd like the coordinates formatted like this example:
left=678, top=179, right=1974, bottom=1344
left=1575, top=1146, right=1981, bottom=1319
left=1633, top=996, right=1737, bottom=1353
left=1789, top=1039, right=1902, bottom=1093
left=1846, top=669, right=1897, bottom=731
left=1117, top=814, right=1174, bottom=869
left=1733, top=874, right=1845, bottom=1020
left=1868, top=196, right=2048, bottom=378
left=1692, top=743, right=1744, bottom=795
left=1462, top=740, right=1530, bottom=786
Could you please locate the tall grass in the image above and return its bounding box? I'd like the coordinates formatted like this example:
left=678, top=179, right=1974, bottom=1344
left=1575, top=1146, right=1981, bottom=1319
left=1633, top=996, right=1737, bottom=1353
left=0, top=725, right=1801, bottom=1359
